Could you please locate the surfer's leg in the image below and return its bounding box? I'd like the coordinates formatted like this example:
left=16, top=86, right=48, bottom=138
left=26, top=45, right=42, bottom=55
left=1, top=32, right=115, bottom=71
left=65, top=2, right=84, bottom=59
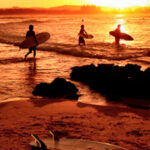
left=25, top=48, right=32, bottom=59
left=78, top=37, right=81, bottom=45
left=115, top=37, right=120, bottom=45
left=118, top=38, right=120, bottom=45
left=79, top=37, right=85, bottom=46
left=33, top=47, right=36, bottom=57
left=83, top=38, right=85, bottom=45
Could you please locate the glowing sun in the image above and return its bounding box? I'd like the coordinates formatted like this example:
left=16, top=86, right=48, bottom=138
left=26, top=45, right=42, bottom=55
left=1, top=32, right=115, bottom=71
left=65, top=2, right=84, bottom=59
left=90, top=0, right=148, bottom=8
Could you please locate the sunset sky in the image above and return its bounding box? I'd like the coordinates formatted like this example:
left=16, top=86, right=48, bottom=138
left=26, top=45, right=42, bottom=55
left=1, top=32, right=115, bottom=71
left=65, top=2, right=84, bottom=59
left=0, top=0, right=150, bottom=8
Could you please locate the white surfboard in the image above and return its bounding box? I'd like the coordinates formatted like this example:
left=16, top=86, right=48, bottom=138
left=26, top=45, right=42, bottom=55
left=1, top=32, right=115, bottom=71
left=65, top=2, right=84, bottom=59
left=19, top=32, right=50, bottom=49
left=30, top=137, right=127, bottom=150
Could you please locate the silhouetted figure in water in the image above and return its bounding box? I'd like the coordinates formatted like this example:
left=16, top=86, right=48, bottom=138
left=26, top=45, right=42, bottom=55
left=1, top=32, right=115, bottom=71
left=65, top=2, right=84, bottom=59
left=25, top=25, right=38, bottom=60
left=78, top=25, right=87, bottom=46
left=114, top=24, right=121, bottom=45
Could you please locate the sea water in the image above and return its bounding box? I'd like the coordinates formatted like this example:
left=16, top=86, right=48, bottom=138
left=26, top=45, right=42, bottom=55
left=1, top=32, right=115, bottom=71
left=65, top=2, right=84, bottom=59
left=0, top=14, right=150, bottom=105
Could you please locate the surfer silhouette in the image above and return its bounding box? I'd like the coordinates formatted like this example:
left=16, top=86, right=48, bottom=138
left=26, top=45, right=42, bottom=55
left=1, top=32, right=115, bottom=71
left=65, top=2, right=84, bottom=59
left=25, top=25, right=38, bottom=59
left=114, top=24, right=121, bottom=45
left=78, top=25, right=87, bottom=46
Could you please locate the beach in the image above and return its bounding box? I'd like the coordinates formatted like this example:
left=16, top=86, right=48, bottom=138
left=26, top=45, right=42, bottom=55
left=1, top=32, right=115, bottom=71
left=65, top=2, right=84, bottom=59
left=0, top=14, right=150, bottom=150
left=0, top=99, right=150, bottom=150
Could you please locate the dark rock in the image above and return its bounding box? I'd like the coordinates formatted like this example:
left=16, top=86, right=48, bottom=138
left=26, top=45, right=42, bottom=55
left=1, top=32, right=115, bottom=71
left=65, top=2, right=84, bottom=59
left=71, top=64, right=96, bottom=84
left=32, top=83, right=51, bottom=97
left=70, top=63, right=150, bottom=101
left=33, top=78, right=79, bottom=100
left=124, top=64, right=141, bottom=77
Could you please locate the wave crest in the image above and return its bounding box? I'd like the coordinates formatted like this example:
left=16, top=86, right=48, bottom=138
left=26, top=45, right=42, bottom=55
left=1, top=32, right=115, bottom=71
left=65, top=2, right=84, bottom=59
left=0, top=35, right=149, bottom=61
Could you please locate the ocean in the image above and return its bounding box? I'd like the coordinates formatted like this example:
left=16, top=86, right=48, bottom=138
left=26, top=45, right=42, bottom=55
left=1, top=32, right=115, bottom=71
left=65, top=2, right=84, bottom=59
left=0, top=14, right=150, bottom=105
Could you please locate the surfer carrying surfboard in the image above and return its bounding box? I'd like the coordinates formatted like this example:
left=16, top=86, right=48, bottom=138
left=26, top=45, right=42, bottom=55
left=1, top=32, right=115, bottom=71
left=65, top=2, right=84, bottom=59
left=114, top=24, right=121, bottom=45
left=24, top=25, right=38, bottom=59
left=78, top=25, right=87, bottom=46
left=109, top=25, right=134, bottom=45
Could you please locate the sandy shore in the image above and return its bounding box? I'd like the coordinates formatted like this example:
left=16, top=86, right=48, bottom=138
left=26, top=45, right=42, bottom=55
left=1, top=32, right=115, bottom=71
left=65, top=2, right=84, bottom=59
left=0, top=99, right=150, bottom=150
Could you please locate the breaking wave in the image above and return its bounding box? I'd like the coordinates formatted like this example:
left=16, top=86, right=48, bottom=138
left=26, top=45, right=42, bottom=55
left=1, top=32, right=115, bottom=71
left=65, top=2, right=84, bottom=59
left=0, top=34, right=149, bottom=61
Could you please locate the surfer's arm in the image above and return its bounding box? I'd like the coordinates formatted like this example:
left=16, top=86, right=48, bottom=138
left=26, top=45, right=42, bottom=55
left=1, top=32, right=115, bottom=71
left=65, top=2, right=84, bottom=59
left=84, top=30, right=88, bottom=35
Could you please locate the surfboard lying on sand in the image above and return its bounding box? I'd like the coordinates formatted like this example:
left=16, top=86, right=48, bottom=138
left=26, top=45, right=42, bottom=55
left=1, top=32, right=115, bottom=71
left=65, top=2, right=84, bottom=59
left=109, top=31, right=134, bottom=41
left=30, top=135, right=127, bottom=150
left=19, top=32, right=50, bottom=49
left=79, top=33, right=94, bottom=39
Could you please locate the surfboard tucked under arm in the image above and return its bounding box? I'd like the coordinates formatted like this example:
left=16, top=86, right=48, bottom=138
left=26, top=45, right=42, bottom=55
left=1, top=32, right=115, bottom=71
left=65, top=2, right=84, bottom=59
left=78, top=33, right=94, bottom=39
left=20, top=32, right=50, bottom=49
left=109, top=31, right=134, bottom=41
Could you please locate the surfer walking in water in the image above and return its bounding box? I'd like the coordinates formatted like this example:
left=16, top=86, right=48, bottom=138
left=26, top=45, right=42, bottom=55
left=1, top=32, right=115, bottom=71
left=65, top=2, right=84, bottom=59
left=25, top=25, right=38, bottom=60
left=114, top=24, right=121, bottom=45
left=78, top=25, right=87, bottom=46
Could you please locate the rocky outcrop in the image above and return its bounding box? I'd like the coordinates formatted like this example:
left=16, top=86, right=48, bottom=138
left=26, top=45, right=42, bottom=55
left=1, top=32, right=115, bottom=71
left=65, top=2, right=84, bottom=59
left=33, top=78, right=79, bottom=100
left=70, top=63, right=150, bottom=101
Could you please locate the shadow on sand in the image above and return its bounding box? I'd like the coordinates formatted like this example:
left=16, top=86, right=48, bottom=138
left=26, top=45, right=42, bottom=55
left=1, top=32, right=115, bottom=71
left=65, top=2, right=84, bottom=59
left=77, top=102, right=150, bottom=118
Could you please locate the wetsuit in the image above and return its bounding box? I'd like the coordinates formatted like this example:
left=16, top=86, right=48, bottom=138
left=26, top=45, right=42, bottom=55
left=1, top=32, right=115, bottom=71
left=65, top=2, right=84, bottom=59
left=25, top=30, right=37, bottom=58
left=114, top=28, right=121, bottom=45
left=79, top=29, right=86, bottom=46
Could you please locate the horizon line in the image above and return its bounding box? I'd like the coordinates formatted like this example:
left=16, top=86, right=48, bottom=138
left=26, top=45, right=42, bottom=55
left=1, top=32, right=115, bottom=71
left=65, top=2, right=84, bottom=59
left=0, top=4, right=149, bottom=9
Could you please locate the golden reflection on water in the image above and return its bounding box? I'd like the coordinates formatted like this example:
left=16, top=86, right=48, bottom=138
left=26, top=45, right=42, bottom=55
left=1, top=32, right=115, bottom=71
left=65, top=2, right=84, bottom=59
left=114, top=14, right=133, bottom=44
left=115, top=14, right=126, bottom=32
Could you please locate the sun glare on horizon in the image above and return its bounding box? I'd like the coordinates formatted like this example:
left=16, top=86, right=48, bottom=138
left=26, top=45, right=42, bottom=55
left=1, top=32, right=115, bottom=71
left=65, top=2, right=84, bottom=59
left=89, top=0, right=148, bottom=8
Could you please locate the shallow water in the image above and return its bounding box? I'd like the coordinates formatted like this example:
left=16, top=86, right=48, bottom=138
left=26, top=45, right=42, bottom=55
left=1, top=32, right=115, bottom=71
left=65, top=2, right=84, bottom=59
left=0, top=14, right=150, bottom=106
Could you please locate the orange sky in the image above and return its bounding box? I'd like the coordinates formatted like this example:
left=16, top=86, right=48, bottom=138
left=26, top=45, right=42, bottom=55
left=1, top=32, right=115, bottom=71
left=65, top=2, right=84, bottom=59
left=0, top=0, right=83, bottom=8
left=0, top=0, right=149, bottom=8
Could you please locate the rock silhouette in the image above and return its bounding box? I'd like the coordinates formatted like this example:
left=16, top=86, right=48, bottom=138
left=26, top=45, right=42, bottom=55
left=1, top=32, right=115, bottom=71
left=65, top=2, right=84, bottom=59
left=70, top=63, right=150, bottom=101
left=33, top=78, right=79, bottom=100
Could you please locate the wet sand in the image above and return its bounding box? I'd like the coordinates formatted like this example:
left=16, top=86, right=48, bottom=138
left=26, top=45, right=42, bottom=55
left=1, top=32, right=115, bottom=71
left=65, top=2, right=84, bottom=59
left=0, top=99, right=150, bottom=150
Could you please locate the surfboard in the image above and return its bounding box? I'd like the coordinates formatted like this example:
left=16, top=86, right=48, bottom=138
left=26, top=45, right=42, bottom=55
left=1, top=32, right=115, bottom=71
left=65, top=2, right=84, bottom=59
left=109, top=31, right=134, bottom=41
left=79, top=33, right=94, bottom=39
left=30, top=136, right=127, bottom=150
left=19, top=32, right=50, bottom=49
